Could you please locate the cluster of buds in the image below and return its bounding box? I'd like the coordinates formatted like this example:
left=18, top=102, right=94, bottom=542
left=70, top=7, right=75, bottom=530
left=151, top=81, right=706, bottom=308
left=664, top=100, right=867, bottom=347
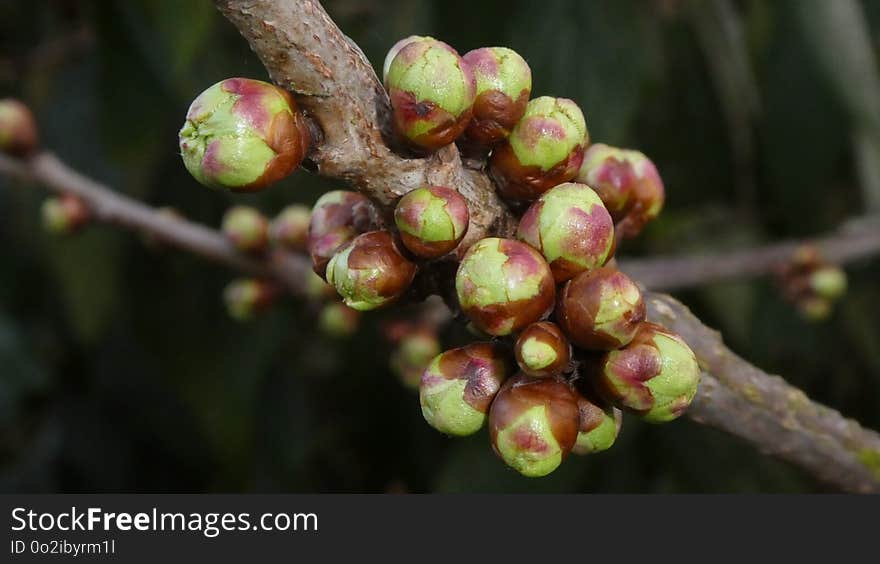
left=379, top=34, right=695, bottom=477
left=381, top=37, right=665, bottom=235
left=776, top=246, right=848, bottom=321
left=171, top=34, right=693, bottom=481
left=439, top=230, right=698, bottom=476
left=302, top=183, right=474, bottom=313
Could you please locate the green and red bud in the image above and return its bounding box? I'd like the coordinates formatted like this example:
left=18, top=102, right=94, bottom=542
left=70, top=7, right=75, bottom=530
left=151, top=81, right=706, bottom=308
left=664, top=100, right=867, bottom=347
left=0, top=99, right=38, bottom=157
left=516, top=182, right=615, bottom=282
left=578, top=143, right=664, bottom=237
left=572, top=392, right=622, bottom=455
left=394, top=185, right=470, bottom=258
left=223, top=278, right=276, bottom=321
left=269, top=204, right=311, bottom=250
left=318, top=301, right=361, bottom=338
left=326, top=230, right=417, bottom=311
left=455, top=237, right=556, bottom=336
left=221, top=205, right=269, bottom=253
left=556, top=267, right=645, bottom=350
left=41, top=194, right=89, bottom=235
left=179, top=78, right=310, bottom=192
left=307, top=190, right=380, bottom=277
left=391, top=329, right=442, bottom=389
left=489, top=96, right=588, bottom=201
left=488, top=374, right=579, bottom=477
left=514, top=322, right=571, bottom=378
left=809, top=266, right=847, bottom=301
left=460, top=47, right=531, bottom=149
left=419, top=342, right=510, bottom=436
left=596, top=322, right=700, bottom=423
left=386, top=38, right=476, bottom=151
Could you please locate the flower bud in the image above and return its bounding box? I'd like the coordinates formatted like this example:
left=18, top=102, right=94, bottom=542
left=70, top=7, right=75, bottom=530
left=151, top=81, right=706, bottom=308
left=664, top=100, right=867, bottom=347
left=307, top=190, right=379, bottom=277
left=221, top=206, right=269, bottom=253
left=326, top=231, right=417, bottom=311
left=556, top=267, right=645, bottom=350
left=489, top=96, right=588, bottom=201
left=382, top=35, right=432, bottom=85
left=223, top=278, right=276, bottom=321
left=386, top=38, right=476, bottom=151
left=392, top=330, right=442, bottom=389
left=179, top=78, right=310, bottom=192
left=809, top=266, right=847, bottom=301
left=514, top=322, right=571, bottom=378
left=318, top=301, right=360, bottom=338
left=270, top=204, right=310, bottom=250
left=488, top=374, right=579, bottom=477
left=455, top=237, right=556, bottom=336
left=0, top=99, right=38, bottom=157
left=596, top=322, right=700, bottom=423
left=419, top=343, right=509, bottom=436
left=572, top=392, right=622, bottom=455
left=41, top=194, right=89, bottom=235
left=460, top=47, right=531, bottom=148
left=394, top=185, right=469, bottom=258
left=517, top=182, right=615, bottom=282
left=578, top=144, right=664, bottom=237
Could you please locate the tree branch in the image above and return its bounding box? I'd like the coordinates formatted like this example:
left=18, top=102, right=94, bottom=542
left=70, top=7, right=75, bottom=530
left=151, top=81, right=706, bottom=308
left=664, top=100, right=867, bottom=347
left=0, top=152, right=310, bottom=293
left=648, top=293, right=880, bottom=493
left=621, top=221, right=880, bottom=290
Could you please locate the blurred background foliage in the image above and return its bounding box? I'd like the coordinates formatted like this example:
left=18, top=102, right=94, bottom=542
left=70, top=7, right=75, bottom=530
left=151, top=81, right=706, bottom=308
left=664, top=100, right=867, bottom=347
left=0, top=0, right=878, bottom=493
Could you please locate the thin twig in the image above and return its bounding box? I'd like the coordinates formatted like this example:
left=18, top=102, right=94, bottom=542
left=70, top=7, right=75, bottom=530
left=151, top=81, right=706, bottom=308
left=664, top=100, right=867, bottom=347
left=0, top=152, right=310, bottom=293
left=620, top=221, right=880, bottom=290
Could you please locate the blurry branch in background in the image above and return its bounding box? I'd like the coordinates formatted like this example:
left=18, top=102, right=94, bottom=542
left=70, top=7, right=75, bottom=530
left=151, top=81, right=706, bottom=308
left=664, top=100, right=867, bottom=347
left=689, top=0, right=760, bottom=210
left=0, top=152, right=311, bottom=294
left=621, top=217, right=880, bottom=290
left=797, top=0, right=880, bottom=213
left=4, top=151, right=878, bottom=297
